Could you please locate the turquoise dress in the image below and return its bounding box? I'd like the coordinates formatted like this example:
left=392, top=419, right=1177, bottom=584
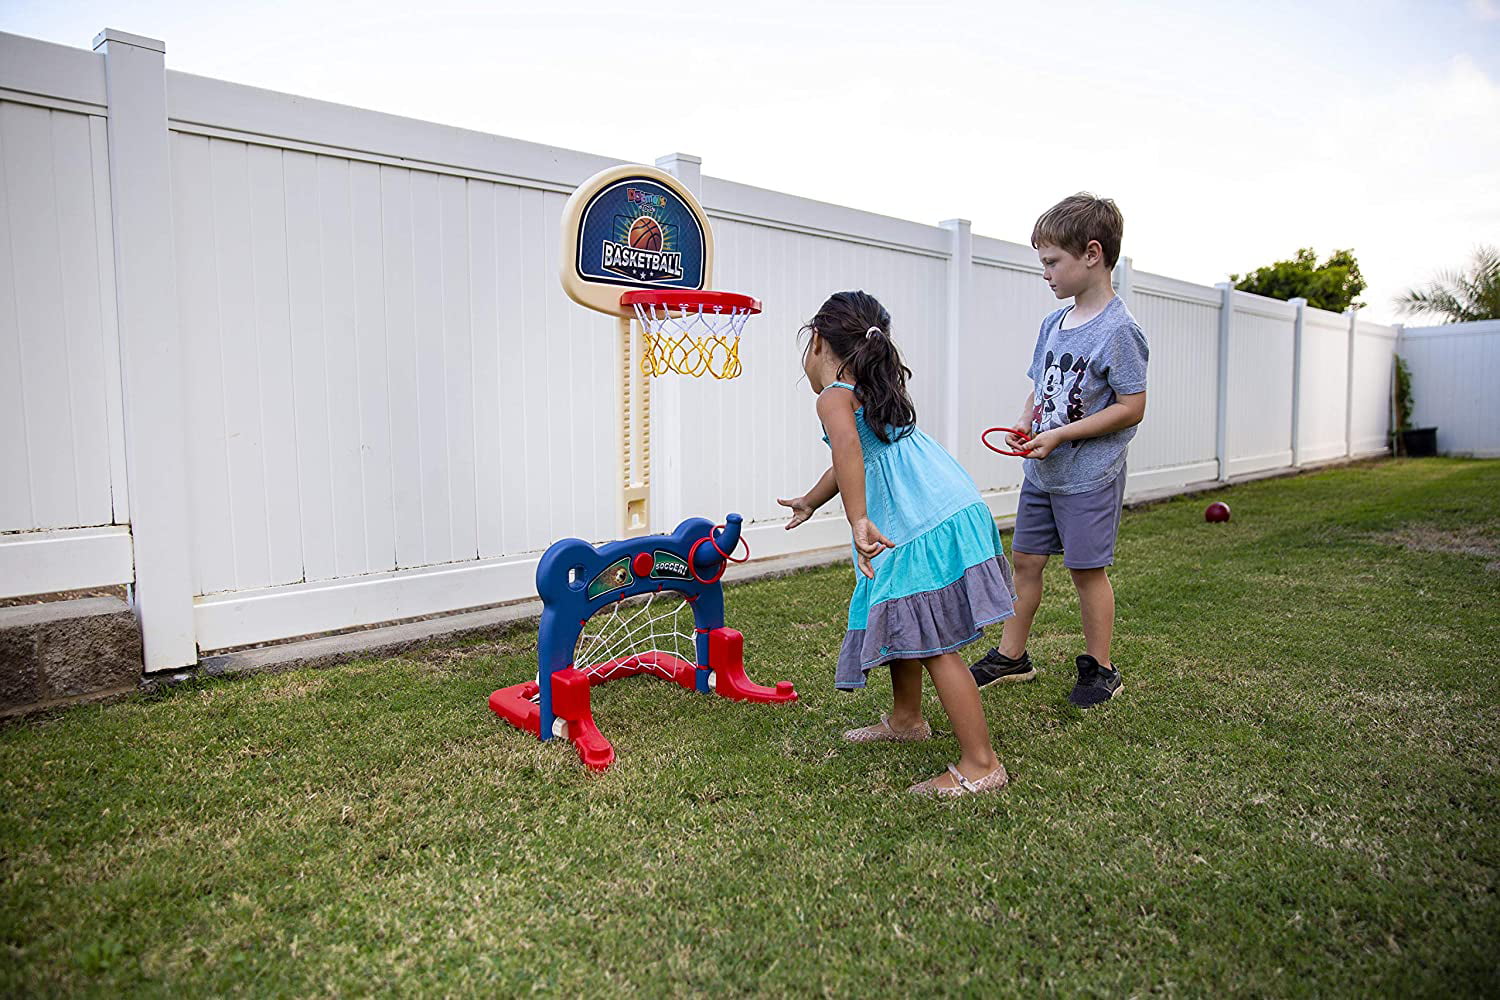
left=821, top=382, right=1017, bottom=689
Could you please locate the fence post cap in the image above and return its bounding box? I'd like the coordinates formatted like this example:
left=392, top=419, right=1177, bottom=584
left=93, top=28, right=165, bottom=53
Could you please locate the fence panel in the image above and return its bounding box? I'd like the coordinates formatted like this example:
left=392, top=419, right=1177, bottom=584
left=159, top=67, right=626, bottom=650
left=1126, top=272, right=1221, bottom=492
left=169, top=127, right=623, bottom=599
left=1349, top=319, right=1397, bottom=456
left=0, top=98, right=124, bottom=533
left=1223, top=292, right=1296, bottom=477
left=1297, top=306, right=1352, bottom=465
left=0, top=32, right=134, bottom=602
left=1401, top=320, right=1500, bottom=457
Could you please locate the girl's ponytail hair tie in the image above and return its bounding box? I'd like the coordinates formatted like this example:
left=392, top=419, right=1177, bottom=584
left=865, top=326, right=882, bottom=339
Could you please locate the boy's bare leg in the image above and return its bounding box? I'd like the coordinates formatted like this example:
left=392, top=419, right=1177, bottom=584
left=1070, top=566, right=1115, bottom=666
left=998, top=551, right=1048, bottom=657
left=887, top=658, right=925, bottom=730
left=924, top=653, right=1000, bottom=780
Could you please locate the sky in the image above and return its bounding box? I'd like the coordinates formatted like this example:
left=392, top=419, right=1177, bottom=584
left=4, top=0, right=1497, bottom=323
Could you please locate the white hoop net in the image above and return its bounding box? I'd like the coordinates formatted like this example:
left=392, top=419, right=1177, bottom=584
left=631, top=300, right=753, bottom=379
left=572, top=591, right=700, bottom=682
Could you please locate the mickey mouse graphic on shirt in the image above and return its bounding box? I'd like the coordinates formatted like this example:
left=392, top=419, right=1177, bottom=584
left=1033, top=350, right=1090, bottom=444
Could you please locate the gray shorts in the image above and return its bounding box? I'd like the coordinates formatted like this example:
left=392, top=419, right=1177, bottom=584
left=1012, top=468, right=1126, bottom=569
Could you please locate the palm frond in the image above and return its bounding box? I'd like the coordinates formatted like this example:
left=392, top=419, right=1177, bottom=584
left=1395, top=244, right=1500, bottom=323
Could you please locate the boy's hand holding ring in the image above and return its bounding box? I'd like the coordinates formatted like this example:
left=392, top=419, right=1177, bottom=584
left=1022, top=429, right=1063, bottom=459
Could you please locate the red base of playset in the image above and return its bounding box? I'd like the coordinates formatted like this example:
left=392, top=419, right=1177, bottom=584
left=488, top=627, right=796, bottom=771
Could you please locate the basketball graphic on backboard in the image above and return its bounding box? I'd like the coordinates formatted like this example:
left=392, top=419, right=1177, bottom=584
left=629, top=216, right=663, bottom=251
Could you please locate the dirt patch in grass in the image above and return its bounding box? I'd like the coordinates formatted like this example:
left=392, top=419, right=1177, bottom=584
left=261, top=674, right=333, bottom=702
left=1381, top=522, right=1500, bottom=572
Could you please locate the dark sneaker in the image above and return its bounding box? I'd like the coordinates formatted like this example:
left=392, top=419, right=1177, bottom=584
left=969, top=647, right=1036, bottom=688
left=1068, top=655, right=1123, bottom=707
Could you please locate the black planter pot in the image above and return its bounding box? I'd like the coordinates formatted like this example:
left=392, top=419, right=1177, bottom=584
left=1398, top=427, right=1439, bottom=457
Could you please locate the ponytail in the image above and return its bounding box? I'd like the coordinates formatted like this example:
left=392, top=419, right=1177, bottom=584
left=801, top=291, right=916, bottom=443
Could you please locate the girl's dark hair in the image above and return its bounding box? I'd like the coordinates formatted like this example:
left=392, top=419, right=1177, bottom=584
left=801, top=290, right=915, bottom=443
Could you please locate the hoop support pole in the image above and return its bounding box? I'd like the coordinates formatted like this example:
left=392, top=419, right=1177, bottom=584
left=620, top=314, right=649, bottom=537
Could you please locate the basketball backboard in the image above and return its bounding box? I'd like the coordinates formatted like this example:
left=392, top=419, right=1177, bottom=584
left=559, top=164, right=714, bottom=317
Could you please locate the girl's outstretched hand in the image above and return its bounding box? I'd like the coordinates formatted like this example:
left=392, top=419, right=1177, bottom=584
left=852, top=517, right=895, bottom=579
left=777, top=495, right=815, bottom=529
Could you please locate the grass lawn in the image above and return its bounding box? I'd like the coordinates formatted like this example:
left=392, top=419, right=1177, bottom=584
left=3, top=458, right=1498, bottom=996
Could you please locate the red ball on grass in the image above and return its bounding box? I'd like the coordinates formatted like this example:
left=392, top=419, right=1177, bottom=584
left=1204, top=501, right=1231, bottom=523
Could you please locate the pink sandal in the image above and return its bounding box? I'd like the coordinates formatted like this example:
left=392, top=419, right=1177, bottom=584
left=908, top=763, right=1010, bottom=798
left=842, top=713, right=933, bottom=743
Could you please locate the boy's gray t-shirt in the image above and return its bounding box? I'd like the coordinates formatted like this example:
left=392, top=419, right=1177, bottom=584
left=1023, top=296, right=1149, bottom=495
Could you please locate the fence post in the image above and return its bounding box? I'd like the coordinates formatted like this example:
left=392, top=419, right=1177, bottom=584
left=939, top=218, right=972, bottom=454
left=1214, top=282, right=1233, bottom=481
left=93, top=29, right=197, bottom=671
left=1391, top=324, right=1405, bottom=456
left=650, top=152, right=700, bottom=533
left=1344, top=306, right=1359, bottom=458
left=1288, top=296, right=1307, bottom=468
left=1113, top=255, right=1134, bottom=306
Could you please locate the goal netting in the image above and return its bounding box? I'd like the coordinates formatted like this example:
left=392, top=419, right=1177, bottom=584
left=572, top=590, right=701, bottom=681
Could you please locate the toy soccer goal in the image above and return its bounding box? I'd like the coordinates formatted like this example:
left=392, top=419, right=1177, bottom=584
left=488, top=513, right=796, bottom=771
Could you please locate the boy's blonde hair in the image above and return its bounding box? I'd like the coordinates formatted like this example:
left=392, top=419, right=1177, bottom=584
left=1031, top=193, right=1124, bottom=269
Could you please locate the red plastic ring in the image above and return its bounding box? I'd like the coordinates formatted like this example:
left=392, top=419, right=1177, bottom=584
left=708, top=525, right=751, bottom=563
left=687, top=536, right=727, bottom=585
left=981, top=426, right=1034, bottom=458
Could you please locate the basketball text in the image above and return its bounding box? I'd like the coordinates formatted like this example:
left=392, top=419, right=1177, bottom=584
left=600, top=240, right=685, bottom=283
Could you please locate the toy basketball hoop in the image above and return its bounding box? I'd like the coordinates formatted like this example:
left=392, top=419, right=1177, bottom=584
left=622, top=289, right=760, bottom=380
left=558, top=162, right=760, bottom=535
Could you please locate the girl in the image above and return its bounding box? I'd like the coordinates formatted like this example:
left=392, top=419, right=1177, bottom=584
left=778, top=291, right=1016, bottom=797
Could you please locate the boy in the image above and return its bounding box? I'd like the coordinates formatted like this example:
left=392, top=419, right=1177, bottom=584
left=970, top=193, right=1148, bottom=707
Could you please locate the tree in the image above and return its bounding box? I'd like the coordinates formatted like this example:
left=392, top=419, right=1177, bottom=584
left=1230, top=248, right=1366, bottom=312
left=1396, top=245, right=1500, bottom=324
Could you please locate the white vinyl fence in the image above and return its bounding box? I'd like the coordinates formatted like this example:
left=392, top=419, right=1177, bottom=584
left=1399, top=320, right=1500, bottom=458
left=0, top=28, right=1402, bottom=670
